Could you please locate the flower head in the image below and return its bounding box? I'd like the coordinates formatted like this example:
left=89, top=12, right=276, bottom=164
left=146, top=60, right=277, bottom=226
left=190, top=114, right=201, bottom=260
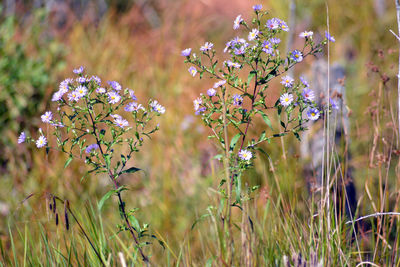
left=234, top=46, right=246, bottom=55
left=114, top=116, right=129, bottom=128
left=207, top=88, right=217, bottom=97
left=233, top=15, right=243, bottom=30
left=193, top=97, right=202, bottom=112
left=195, top=107, right=206, bottom=115
left=302, top=88, right=315, bottom=102
left=200, top=42, right=214, bottom=52
left=36, top=135, right=47, bottom=148
left=253, top=4, right=262, bottom=11
left=213, top=80, right=227, bottom=88
left=90, top=75, right=101, bottom=84
left=248, top=29, right=259, bottom=41
left=238, top=149, right=252, bottom=161
left=181, top=48, right=192, bottom=57
left=85, top=144, right=99, bottom=154
left=225, top=60, right=241, bottom=68
left=291, top=50, right=303, bottom=62
left=124, top=102, right=144, bottom=112
left=73, top=66, right=84, bottom=74
left=307, top=107, right=320, bottom=120
left=108, top=81, right=122, bottom=91
left=18, top=132, right=26, bottom=144
left=41, top=111, right=53, bottom=123
left=76, top=85, right=88, bottom=97
left=299, top=31, right=313, bottom=38
left=77, top=77, right=86, bottom=83
left=233, top=94, right=243, bottom=106
left=280, top=93, right=294, bottom=107
left=330, top=98, right=339, bottom=110
left=300, top=76, right=309, bottom=88
left=52, top=90, right=64, bottom=102
left=325, top=31, right=335, bottom=42
left=68, top=90, right=82, bottom=102
left=96, top=87, right=106, bottom=94
left=266, top=18, right=280, bottom=30
left=262, top=40, right=273, bottom=54
left=278, top=19, right=289, bottom=31
left=188, top=66, right=197, bottom=77
left=107, top=91, right=121, bottom=104
left=150, top=100, right=166, bottom=114
left=280, top=76, right=294, bottom=88
left=129, top=90, right=137, bottom=100
left=270, top=37, right=281, bottom=44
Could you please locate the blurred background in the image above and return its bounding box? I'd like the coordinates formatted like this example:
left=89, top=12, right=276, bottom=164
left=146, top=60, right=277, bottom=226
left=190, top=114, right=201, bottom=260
left=1, top=0, right=399, bottom=265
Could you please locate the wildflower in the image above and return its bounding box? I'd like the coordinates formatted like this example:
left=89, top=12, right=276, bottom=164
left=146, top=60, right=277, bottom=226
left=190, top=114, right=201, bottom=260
left=248, top=29, right=259, bottom=41
left=302, top=88, right=315, bottom=102
left=111, top=114, right=122, bottom=120
left=85, top=143, right=99, bottom=154
left=36, top=135, right=47, bottom=148
left=107, top=91, right=121, bottom=104
left=233, top=94, right=243, bottom=106
left=299, top=31, right=313, bottom=38
left=200, top=42, right=214, bottom=52
left=114, top=116, right=129, bottom=128
left=195, top=107, right=206, bottom=115
left=96, top=87, right=106, bottom=94
left=278, top=19, right=289, bottom=31
left=225, top=60, right=241, bottom=68
left=307, top=107, right=320, bottom=120
left=76, top=85, right=88, bottom=97
left=68, top=90, right=82, bottom=102
left=150, top=100, right=166, bottom=114
left=253, top=4, right=262, bottom=11
left=90, top=76, right=101, bottom=84
left=213, top=80, right=227, bottom=88
left=181, top=48, right=192, bottom=57
left=270, top=37, right=281, bottom=44
left=280, top=75, right=294, bottom=88
left=291, top=50, right=303, bottom=62
left=50, top=122, right=64, bottom=128
left=77, top=77, right=86, bottom=83
left=73, top=66, right=84, bottom=74
left=233, top=15, right=243, bottom=30
left=234, top=46, right=246, bottom=55
left=238, top=149, right=252, bottom=161
left=52, top=91, right=64, bottom=102
left=325, top=31, right=335, bottom=42
left=207, top=88, right=216, bottom=97
left=300, top=76, right=309, bottom=88
left=188, top=66, right=197, bottom=77
left=193, top=97, right=202, bottom=112
left=129, top=90, right=137, bottom=100
left=18, top=132, right=26, bottom=144
left=330, top=98, right=339, bottom=110
left=262, top=40, right=273, bottom=54
left=41, top=111, right=53, bottom=123
left=108, top=81, right=122, bottom=91
left=266, top=18, right=280, bottom=30
left=124, top=102, right=144, bottom=112
left=280, top=93, right=294, bottom=107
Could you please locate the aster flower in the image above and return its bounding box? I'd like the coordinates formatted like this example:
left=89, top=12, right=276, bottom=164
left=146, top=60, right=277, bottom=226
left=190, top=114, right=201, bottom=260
left=68, top=90, right=82, bottom=102
left=299, top=31, right=313, bottom=38
left=195, top=107, right=206, bottom=115
left=36, top=135, right=47, bottom=148
left=234, top=46, right=246, bottom=55
left=325, top=31, right=335, bottom=42
left=213, top=80, right=227, bottom=88
left=280, top=93, right=294, bottom=107
left=50, top=122, right=64, bottom=128
left=85, top=144, right=99, bottom=154
left=278, top=19, right=289, bottom=31
left=96, top=87, right=106, bottom=94
left=77, top=77, right=86, bottom=83
left=114, top=116, right=129, bottom=128
left=302, top=88, right=315, bottom=102
left=108, top=81, right=122, bottom=91
left=291, top=50, right=303, bottom=62
left=76, top=85, right=88, bottom=97
left=181, top=48, right=192, bottom=57
left=270, top=37, right=281, bottom=44
left=262, top=40, right=273, bottom=54
left=128, top=90, right=137, bottom=100
left=233, top=94, right=243, bottom=106
left=225, top=60, right=241, bottom=68
left=253, top=4, right=262, bottom=11
left=248, top=29, right=259, bottom=41
left=150, top=100, right=166, bottom=114
left=73, top=66, right=84, bottom=74
left=41, top=111, right=53, bottom=123
left=280, top=76, right=294, bottom=88
left=107, top=91, right=121, bottom=104
left=233, top=15, right=243, bottom=30
left=188, top=66, right=197, bottom=77
left=52, top=90, right=64, bottom=102
left=124, top=102, right=144, bottom=112
left=266, top=18, right=280, bottom=30
left=193, top=97, right=202, bottom=112
left=90, top=75, right=101, bottom=84
left=238, top=149, right=252, bottom=161
left=330, top=98, right=339, bottom=110
left=207, top=88, right=217, bottom=97
left=307, top=107, right=320, bottom=120
left=18, top=132, right=26, bottom=144
left=300, top=76, right=309, bottom=88
left=200, top=42, right=214, bottom=52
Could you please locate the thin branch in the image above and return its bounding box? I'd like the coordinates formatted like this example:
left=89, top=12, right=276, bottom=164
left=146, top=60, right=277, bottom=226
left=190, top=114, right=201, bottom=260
left=345, top=212, right=400, bottom=224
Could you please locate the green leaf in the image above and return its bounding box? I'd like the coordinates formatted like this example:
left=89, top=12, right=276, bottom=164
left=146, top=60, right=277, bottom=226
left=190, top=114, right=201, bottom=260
left=213, top=154, right=223, bottom=160
left=229, top=133, right=242, bottom=151
left=98, top=189, right=115, bottom=211
left=121, top=166, right=141, bottom=174
left=104, top=154, right=111, bottom=169
left=247, top=70, right=257, bottom=86
left=260, top=112, right=273, bottom=130
left=64, top=155, right=73, bottom=169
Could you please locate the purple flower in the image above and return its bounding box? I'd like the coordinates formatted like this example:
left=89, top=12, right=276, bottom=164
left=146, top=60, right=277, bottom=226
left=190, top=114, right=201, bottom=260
left=200, top=42, right=214, bottom=52
left=188, top=66, right=197, bottom=77
left=195, top=107, right=206, bottom=115
left=77, top=77, right=87, bottom=83
left=300, top=76, right=309, bottom=88
left=41, top=111, right=53, bottom=123
left=213, top=80, right=227, bottom=88
left=325, top=31, right=335, bottom=42
left=85, top=143, right=99, bottom=154
left=291, top=50, right=303, bottom=62
left=107, top=91, right=121, bottom=104
left=248, top=29, right=259, bottom=41
left=96, top=87, right=106, bottom=94
left=233, top=94, right=243, bottom=106
left=129, top=90, right=137, bottom=100
left=181, top=48, right=192, bottom=57
left=238, top=149, right=252, bottom=161
left=52, top=90, right=64, bottom=102
left=270, top=37, right=281, bottom=44
left=302, top=88, right=315, bottom=102
left=279, top=19, right=289, bottom=31
left=280, top=76, right=294, bottom=88
left=68, top=90, right=82, bottom=102
left=262, top=40, right=273, bottom=54
left=76, top=85, right=88, bottom=97
left=225, top=60, right=241, bottom=68
left=266, top=18, right=280, bottom=30
left=330, top=98, right=339, bottom=110
left=90, top=76, right=101, bottom=84
left=233, top=15, right=243, bottom=30
left=18, top=132, right=26, bottom=144
left=124, top=102, right=144, bottom=112
left=114, top=116, right=129, bottom=128
left=73, top=66, right=84, bottom=74
left=50, top=122, right=64, bottom=128
left=150, top=100, right=166, bottom=114
left=234, top=46, right=246, bottom=55
left=36, top=135, right=47, bottom=148
left=280, top=93, right=294, bottom=107
left=253, top=4, right=262, bottom=11
left=207, top=88, right=217, bottom=97
left=193, top=97, right=202, bottom=112
left=307, top=107, right=320, bottom=120
left=299, top=31, right=313, bottom=38
left=108, top=81, right=122, bottom=91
